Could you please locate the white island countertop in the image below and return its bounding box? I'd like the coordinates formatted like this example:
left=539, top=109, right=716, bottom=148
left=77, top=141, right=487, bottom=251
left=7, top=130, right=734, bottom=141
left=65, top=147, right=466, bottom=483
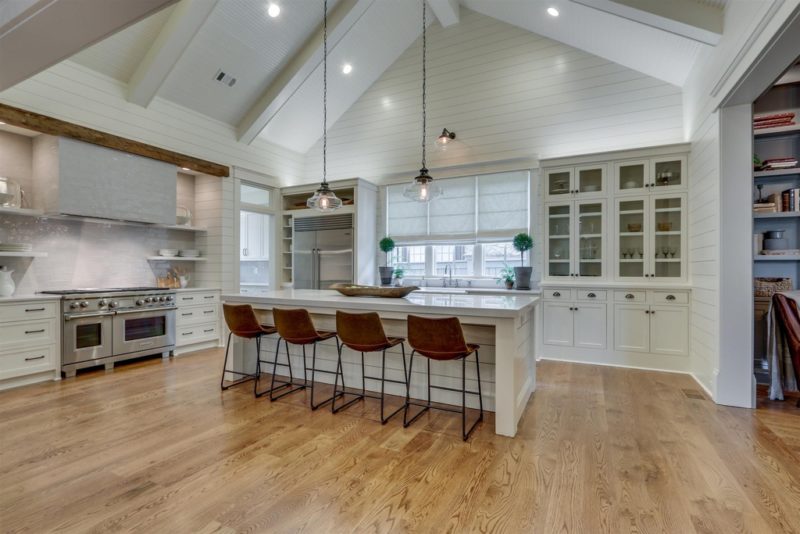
left=222, top=289, right=538, bottom=318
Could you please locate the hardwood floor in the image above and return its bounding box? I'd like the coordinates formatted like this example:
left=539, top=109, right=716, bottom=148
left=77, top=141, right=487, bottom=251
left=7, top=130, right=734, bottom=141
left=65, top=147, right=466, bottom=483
left=1, top=349, right=799, bottom=533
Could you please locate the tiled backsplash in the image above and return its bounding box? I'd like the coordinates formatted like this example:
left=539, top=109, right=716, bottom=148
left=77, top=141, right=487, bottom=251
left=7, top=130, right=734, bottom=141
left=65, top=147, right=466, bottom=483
left=0, top=213, right=197, bottom=294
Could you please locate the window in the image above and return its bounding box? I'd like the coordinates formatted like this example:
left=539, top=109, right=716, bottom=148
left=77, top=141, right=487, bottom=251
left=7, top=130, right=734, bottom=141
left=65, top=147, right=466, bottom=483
left=433, top=245, right=474, bottom=276
left=482, top=242, right=522, bottom=277
left=389, top=246, right=426, bottom=276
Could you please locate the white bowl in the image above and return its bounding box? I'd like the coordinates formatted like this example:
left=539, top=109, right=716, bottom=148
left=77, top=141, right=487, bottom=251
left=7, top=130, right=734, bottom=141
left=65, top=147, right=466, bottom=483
left=179, top=249, right=199, bottom=257
left=159, top=249, right=179, bottom=257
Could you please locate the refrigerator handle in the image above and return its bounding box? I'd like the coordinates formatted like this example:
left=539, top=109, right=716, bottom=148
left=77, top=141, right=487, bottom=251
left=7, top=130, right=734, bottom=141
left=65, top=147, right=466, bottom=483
left=316, top=248, right=321, bottom=289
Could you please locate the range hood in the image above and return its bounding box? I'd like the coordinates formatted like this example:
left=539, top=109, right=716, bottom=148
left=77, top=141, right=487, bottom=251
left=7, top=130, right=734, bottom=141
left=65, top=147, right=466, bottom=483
left=31, top=135, right=177, bottom=225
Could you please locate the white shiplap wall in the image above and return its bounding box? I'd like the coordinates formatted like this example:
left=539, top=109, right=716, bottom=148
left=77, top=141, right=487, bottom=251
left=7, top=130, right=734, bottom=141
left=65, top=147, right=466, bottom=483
left=303, top=9, right=684, bottom=185
left=0, top=61, right=305, bottom=184
left=688, top=110, right=719, bottom=396
left=194, top=174, right=235, bottom=292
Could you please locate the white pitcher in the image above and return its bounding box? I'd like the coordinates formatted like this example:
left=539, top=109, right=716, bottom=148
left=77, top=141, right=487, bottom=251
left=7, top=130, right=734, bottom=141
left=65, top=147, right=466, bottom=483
left=0, top=266, right=15, bottom=297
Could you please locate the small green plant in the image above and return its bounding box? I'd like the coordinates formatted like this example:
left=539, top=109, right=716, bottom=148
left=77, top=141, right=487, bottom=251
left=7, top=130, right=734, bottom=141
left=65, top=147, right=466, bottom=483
left=393, top=267, right=405, bottom=279
left=496, top=265, right=515, bottom=286
left=379, top=237, right=396, bottom=265
left=512, top=233, right=534, bottom=266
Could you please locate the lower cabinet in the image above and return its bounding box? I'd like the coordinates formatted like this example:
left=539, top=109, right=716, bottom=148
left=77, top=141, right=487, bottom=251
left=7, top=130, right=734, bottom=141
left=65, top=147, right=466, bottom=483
left=174, top=289, right=221, bottom=355
left=542, top=291, right=607, bottom=349
left=0, top=298, right=61, bottom=390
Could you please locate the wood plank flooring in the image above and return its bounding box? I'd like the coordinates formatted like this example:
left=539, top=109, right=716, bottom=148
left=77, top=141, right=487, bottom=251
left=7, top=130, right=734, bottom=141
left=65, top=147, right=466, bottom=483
left=1, top=349, right=799, bottom=533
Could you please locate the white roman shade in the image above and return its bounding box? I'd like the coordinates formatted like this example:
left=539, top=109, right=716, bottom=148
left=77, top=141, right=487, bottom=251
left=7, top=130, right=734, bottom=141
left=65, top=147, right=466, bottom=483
left=386, top=170, right=530, bottom=244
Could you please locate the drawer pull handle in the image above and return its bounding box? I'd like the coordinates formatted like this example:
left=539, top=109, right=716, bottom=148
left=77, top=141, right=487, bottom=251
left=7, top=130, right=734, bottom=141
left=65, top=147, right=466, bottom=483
left=587, top=292, right=596, bottom=298
left=204, top=329, right=214, bottom=333
left=25, top=307, right=46, bottom=312
left=183, top=297, right=194, bottom=301
left=25, top=329, right=45, bottom=334
left=553, top=291, right=561, bottom=297
left=182, top=313, right=193, bottom=316
left=625, top=294, right=634, bottom=300
left=182, top=332, right=194, bottom=336
left=25, top=355, right=45, bottom=361
left=666, top=295, right=676, bottom=301
left=204, top=296, right=215, bottom=299
left=203, top=310, right=214, bottom=314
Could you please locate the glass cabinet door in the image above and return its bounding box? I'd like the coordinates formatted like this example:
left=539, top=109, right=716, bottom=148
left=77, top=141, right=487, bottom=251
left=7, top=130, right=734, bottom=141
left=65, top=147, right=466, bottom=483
left=575, top=165, right=605, bottom=196
left=651, top=195, right=684, bottom=278
left=547, top=203, right=572, bottom=278
left=617, top=198, right=647, bottom=278
left=615, top=160, right=650, bottom=194
left=651, top=157, right=685, bottom=191
left=576, top=201, right=604, bottom=277
left=546, top=168, right=573, bottom=200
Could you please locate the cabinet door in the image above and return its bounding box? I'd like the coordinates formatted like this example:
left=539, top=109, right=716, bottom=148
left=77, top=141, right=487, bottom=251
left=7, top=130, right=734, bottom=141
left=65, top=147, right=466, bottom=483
left=650, top=194, right=685, bottom=280
left=546, top=202, right=572, bottom=279
left=649, top=306, right=688, bottom=356
left=615, top=197, right=648, bottom=280
left=576, top=200, right=604, bottom=278
left=240, top=212, right=249, bottom=258
left=650, top=156, right=686, bottom=193
left=614, top=160, right=650, bottom=195
left=614, top=304, right=650, bottom=352
left=573, top=303, right=607, bottom=349
left=575, top=164, right=606, bottom=197
left=545, top=167, right=574, bottom=201
left=543, top=302, right=574, bottom=346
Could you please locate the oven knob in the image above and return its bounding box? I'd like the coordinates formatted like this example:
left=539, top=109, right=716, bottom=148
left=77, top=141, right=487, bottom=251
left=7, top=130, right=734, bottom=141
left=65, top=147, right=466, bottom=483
left=160, top=296, right=167, bottom=302
left=70, top=302, right=80, bottom=309
left=80, top=301, right=89, bottom=308
left=166, top=295, right=174, bottom=302
left=98, top=299, right=108, bottom=307
left=145, top=297, right=153, bottom=303
left=109, top=301, right=118, bottom=308
left=136, top=299, right=145, bottom=306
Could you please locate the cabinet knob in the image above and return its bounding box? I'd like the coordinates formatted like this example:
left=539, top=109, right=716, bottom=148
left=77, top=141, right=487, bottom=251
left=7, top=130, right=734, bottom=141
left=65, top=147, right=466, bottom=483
left=645, top=310, right=650, bottom=314
left=588, top=292, right=596, bottom=298
left=625, top=293, right=634, bottom=299
left=553, top=291, right=561, bottom=297
left=651, top=310, right=656, bottom=315
left=666, top=295, right=676, bottom=301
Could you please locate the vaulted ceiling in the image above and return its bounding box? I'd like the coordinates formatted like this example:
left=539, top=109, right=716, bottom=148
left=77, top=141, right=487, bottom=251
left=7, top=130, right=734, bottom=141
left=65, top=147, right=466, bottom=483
left=60, top=0, right=735, bottom=154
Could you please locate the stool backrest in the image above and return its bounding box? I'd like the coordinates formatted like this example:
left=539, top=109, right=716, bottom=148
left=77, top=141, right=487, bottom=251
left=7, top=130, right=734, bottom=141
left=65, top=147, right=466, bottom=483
left=336, top=311, right=389, bottom=351
left=223, top=304, right=262, bottom=337
left=407, top=315, right=469, bottom=358
left=273, top=308, right=320, bottom=343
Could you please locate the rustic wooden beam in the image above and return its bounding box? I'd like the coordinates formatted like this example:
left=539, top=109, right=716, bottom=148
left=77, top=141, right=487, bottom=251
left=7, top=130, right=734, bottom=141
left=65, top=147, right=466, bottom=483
left=0, top=103, right=229, bottom=177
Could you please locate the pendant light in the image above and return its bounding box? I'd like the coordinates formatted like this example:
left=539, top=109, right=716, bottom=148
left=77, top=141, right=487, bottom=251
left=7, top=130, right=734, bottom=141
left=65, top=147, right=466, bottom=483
left=403, top=0, right=442, bottom=203
left=307, top=0, right=342, bottom=212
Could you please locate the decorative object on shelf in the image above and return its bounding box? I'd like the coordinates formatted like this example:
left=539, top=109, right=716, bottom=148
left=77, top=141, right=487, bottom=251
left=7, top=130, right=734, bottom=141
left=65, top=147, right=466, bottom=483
left=496, top=264, right=515, bottom=290
left=0, top=177, right=21, bottom=208
left=754, top=277, right=793, bottom=297
left=379, top=236, right=395, bottom=286
left=393, top=267, right=405, bottom=287
left=306, top=0, right=343, bottom=213
left=176, top=205, right=192, bottom=226
left=657, top=222, right=673, bottom=232
left=0, top=266, right=14, bottom=297
left=753, top=112, right=796, bottom=130
left=512, top=232, right=534, bottom=290
left=403, top=1, right=443, bottom=203
left=330, top=283, right=419, bottom=298
left=158, top=248, right=179, bottom=257
left=761, top=249, right=800, bottom=256
left=435, top=128, right=456, bottom=149
left=627, top=223, right=642, bottom=232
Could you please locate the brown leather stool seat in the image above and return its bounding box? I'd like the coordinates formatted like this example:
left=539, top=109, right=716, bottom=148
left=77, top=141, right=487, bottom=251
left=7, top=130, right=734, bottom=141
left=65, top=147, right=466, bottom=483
left=404, top=314, right=484, bottom=441
left=332, top=311, right=409, bottom=424
left=269, top=308, right=343, bottom=409
left=220, top=304, right=283, bottom=396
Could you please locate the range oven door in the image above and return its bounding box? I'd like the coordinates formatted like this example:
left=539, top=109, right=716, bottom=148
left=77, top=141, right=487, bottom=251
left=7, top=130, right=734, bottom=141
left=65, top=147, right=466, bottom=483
left=63, top=312, right=114, bottom=365
left=113, top=307, right=176, bottom=356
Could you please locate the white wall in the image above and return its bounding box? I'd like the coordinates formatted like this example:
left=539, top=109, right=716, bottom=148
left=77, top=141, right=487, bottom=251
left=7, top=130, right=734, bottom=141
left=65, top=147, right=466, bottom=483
left=304, top=9, right=684, bottom=185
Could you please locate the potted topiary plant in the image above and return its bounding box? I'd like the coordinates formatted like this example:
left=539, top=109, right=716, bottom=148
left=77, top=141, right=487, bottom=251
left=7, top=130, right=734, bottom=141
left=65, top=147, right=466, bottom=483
left=496, top=265, right=515, bottom=290
left=379, top=237, right=396, bottom=286
left=512, top=232, right=534, bottom=289
left=393, top=267, right=405, bottom=287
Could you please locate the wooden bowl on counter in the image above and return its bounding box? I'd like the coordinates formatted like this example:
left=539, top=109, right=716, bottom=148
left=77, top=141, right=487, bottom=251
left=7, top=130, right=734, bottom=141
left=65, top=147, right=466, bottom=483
left=329, top=283, right=419, bottom=298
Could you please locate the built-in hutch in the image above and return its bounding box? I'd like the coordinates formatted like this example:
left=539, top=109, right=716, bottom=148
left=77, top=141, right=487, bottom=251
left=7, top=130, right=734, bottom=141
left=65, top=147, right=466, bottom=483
left=539, top=145, right=691, bottom=372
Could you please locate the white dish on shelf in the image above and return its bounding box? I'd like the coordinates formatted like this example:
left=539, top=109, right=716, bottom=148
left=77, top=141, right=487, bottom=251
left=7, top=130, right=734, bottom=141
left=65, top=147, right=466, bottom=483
left=179, top=249, right=200, bottom=257
left=158, top=249, right=179, bottom=257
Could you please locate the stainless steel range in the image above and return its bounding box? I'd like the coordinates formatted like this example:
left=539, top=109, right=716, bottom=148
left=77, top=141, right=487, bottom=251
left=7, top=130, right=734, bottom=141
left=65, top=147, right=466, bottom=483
left=39, top=287, right=176, bottom=377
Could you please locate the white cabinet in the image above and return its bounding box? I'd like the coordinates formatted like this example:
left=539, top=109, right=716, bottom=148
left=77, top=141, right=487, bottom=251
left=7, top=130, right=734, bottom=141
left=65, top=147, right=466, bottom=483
left=542, top=292, right=607, bottom=349
left=240, top=212, right=270, bottom=261
left=545, top=164, right=606, bottom=201
left=543, top=302, right=574, bottom=346
left=614, top=304, right=650, bottom=352
left=0, top=298, right=60, bottom=390
left=574, top=303, right=607, bottom=349
left=174, top=290, right=221, bottom=355
left=545, top=199, right=606, bottom=280
left=613, top=299, right=688, bottom=356
left=615, top=156, right=686, bottom=195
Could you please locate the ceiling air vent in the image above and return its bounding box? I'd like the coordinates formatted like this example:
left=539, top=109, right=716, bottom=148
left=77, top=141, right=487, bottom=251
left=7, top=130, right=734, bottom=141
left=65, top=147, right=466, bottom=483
left=213, top=69, right=237, bottom=87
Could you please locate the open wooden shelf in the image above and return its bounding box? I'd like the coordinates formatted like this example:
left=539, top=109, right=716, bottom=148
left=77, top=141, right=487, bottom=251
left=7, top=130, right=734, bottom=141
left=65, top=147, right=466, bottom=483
left=146, top=256, right=207, bottom=262
left=0, top=251, right=47, bottom=258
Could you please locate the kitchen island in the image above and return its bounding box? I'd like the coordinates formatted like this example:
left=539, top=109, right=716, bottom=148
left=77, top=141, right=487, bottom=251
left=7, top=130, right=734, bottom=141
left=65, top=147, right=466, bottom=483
left=222, top=289, right=539, bottom=437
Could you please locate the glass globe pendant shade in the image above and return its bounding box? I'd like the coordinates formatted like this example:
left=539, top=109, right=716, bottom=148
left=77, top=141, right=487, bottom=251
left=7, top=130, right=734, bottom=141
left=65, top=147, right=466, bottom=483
left=403, top=168, right=442, bottom=203
left=306, top=181, right=342, bottom=212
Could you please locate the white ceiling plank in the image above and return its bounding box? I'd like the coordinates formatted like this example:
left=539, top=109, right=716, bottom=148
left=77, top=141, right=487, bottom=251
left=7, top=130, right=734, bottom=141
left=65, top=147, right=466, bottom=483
left=427, top=0, right=460, bottom=28
left=0, top=0, right=177, bottom=91
left=573, top=0, right=723, bottom=45
left=236, top=0, right=374, bottom=145
left=127, top=0, right=218, bottom=108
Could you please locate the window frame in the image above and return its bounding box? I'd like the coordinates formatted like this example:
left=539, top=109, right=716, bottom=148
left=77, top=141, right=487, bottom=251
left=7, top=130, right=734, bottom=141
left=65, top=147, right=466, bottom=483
left=388, top=242, right=528, bottom=280
left=234, top=178, right=278, bottom=292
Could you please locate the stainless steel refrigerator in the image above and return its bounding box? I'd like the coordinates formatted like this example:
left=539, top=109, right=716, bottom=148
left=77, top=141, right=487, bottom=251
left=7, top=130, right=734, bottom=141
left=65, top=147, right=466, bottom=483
left=293, top=215, right=354, bottom=289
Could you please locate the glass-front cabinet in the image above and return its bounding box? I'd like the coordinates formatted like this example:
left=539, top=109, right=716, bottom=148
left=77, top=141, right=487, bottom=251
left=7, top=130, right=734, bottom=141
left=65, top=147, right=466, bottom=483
left=651, top=195, right=684, bottom=279
left=615, top=156, right=686, bottom=195
left=616, top=198, right=647, bottom=278
left=545, top=164, right=606, bottom=200
left=546, top=200, right=605, bottom=279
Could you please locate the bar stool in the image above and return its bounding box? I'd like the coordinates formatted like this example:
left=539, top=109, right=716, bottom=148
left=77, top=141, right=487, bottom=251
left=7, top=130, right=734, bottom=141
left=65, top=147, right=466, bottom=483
left=332, top=311, right=408, bottom=423
left=221, top=304, right=295, bottom=399
left=403, top=314, right=484, bottom=441
left=271, top=308, right=343, bottom=409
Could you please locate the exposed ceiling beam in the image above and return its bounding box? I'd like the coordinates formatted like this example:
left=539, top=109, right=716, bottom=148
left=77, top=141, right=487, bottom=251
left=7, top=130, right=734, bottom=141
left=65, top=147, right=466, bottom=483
left=127, top=0, right=218, bottom=108
left=236, top=0, right=374, bottom=145
left=573, top=0, right=723, bottom=46
left=427, top=0, right=460, bottom=28
left=0, top=0, right=177, bottom=91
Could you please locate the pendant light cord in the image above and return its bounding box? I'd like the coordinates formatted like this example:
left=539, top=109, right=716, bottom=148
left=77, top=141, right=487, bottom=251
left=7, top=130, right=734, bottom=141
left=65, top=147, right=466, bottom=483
left=323, top=0, right=328, bottom=185
left=421, top=0, right=427, bottom=170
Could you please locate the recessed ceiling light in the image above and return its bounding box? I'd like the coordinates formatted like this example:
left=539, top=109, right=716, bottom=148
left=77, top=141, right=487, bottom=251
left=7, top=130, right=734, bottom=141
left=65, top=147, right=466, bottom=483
left=342, top=63, right=353, bottom=75
left=267, top=3, right=280, bottom=17
left=181, top=167, right=191, bottom=171
left=547, top=7, right=559, bottom=17
left=0, top=122, right=5, bottom=125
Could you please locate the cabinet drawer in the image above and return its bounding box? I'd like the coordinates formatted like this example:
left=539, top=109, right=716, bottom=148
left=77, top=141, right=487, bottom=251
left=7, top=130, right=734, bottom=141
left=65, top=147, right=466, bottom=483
left=544, top=289, right=573, bottom=301
left=176, top=323, right=219, bottom=346
left=177, top=305, right=218, bottom=326
left=0, top=301, right=57, bottom=322
left=0, top=344, right=56, bottom=380
left=0, top=319, right=56, bottom=351
left=176, top=292, right=219, bottom=306
left=650, top=291, right=689, bottom=304
left=577, top=290, right=606, bottom=302
left=614, top=290, right=646, bottom=303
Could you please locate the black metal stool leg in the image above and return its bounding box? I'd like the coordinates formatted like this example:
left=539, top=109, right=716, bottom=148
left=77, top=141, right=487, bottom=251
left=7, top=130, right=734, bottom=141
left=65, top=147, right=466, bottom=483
left=309, top=341, right=344, bottom=410
left=332, top=341, right=364, bottom=414
left=266, top=336, right=306, bottom=401
left=253, top=335, right=261, bottom=396
left=462, top=350, right=484, bottom=441
left=404, top=350, right=430, bottom=427
left=221, top=332, right=259, bottom=390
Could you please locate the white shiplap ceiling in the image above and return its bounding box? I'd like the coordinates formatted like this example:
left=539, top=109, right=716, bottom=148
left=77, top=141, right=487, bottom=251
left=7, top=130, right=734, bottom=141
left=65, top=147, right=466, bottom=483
left=63, top=0, right=729, bottom=153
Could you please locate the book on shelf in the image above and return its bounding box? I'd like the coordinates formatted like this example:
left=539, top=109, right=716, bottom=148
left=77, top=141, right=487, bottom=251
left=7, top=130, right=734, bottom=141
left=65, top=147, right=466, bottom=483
left=781, top=188, right=800, bottom=212
left=755, top=112, right=796, bottom=122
